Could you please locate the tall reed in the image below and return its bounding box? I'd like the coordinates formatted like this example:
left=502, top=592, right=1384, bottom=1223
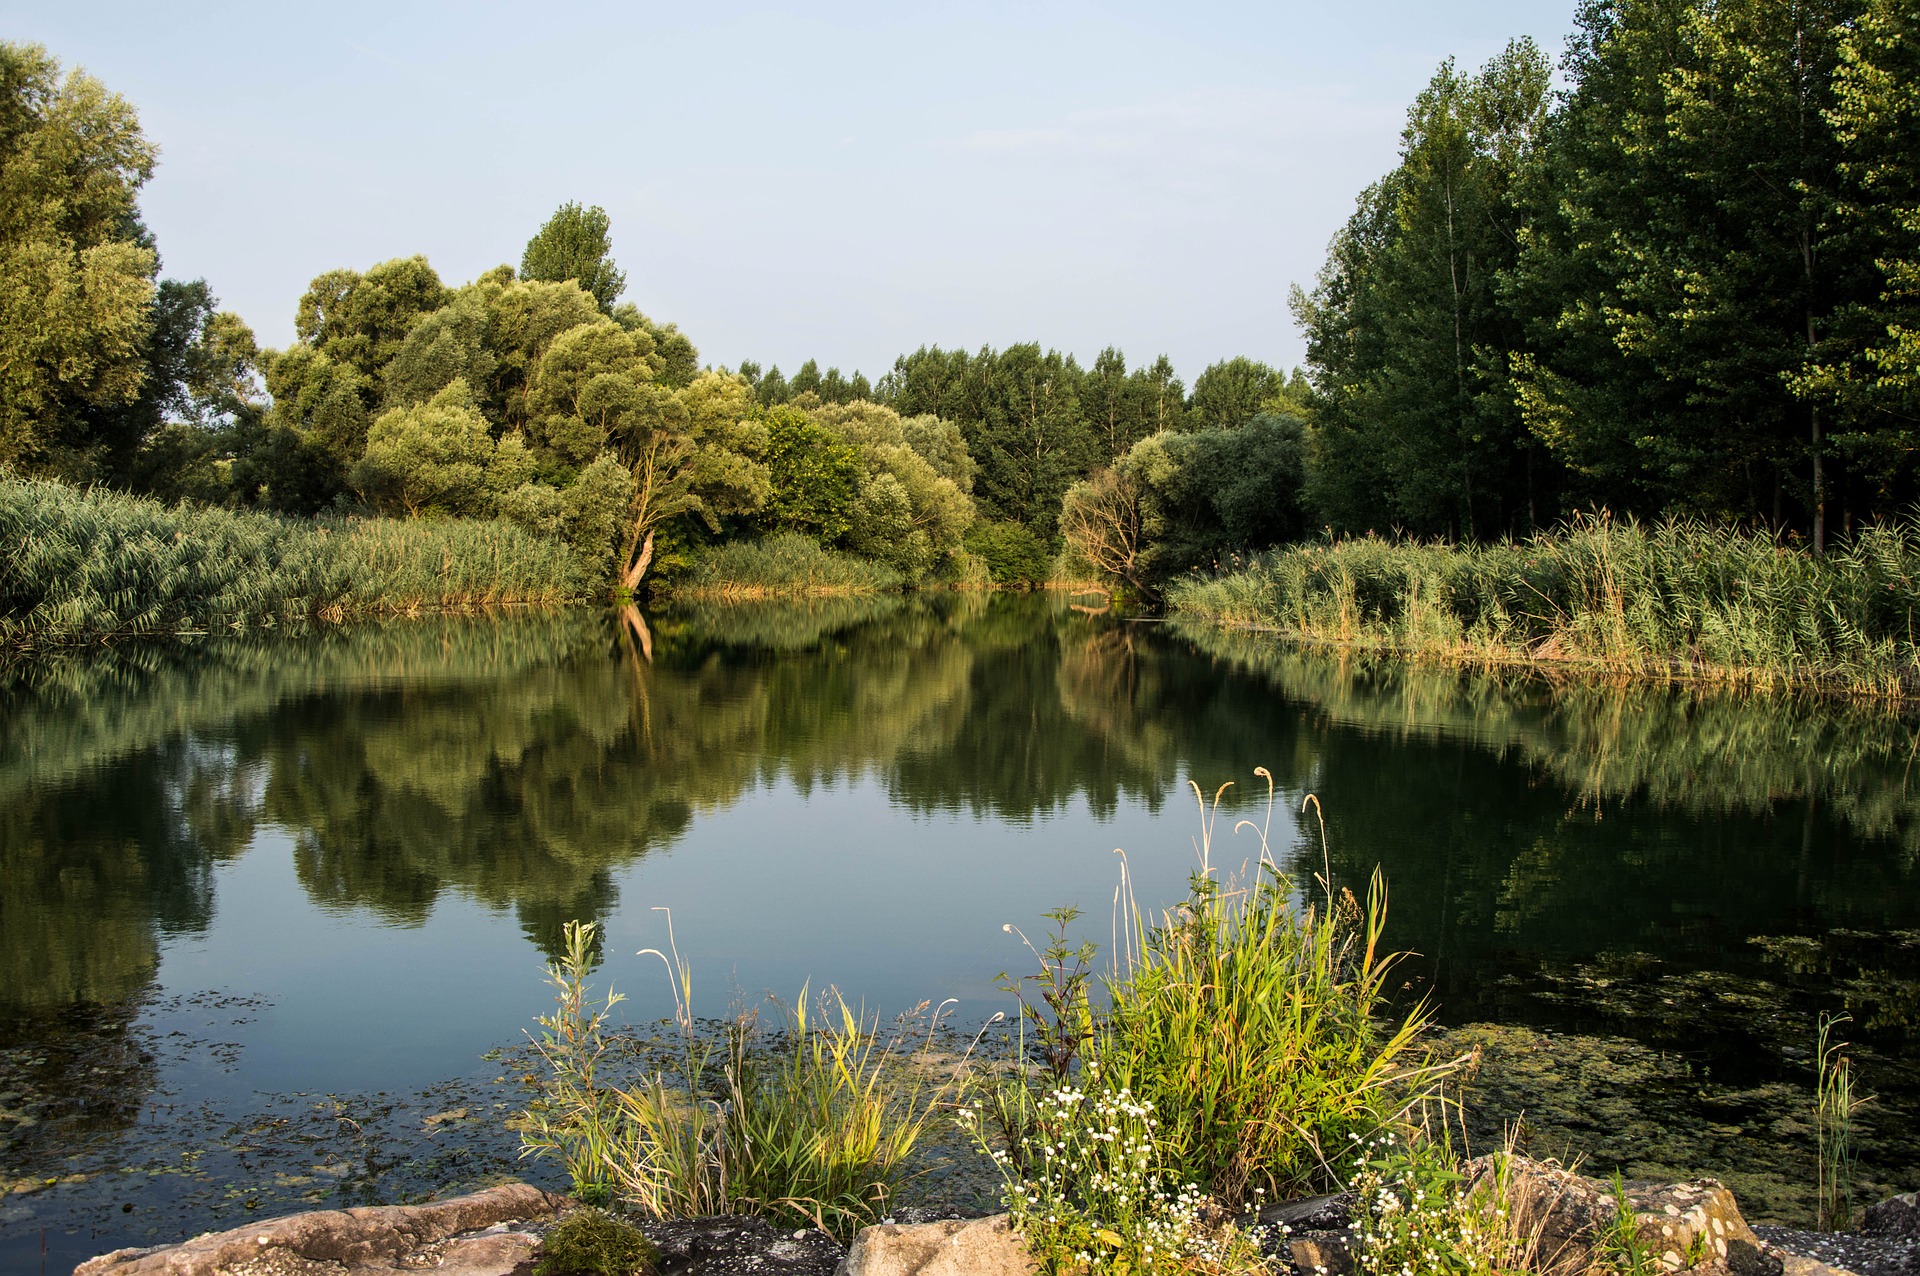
left=668, top=533, right=904, bottom=600
left=1815, top=1013, right=1868, bottom=1231
left=1166, top=513, right=1920, bottom=699
left=1, top=475, right=587, bottom=646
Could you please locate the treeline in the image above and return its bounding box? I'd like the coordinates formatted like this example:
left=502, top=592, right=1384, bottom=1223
left=11, top=0, right=1919, bottom=611
left=1298, top=0, right=1919, bottom=548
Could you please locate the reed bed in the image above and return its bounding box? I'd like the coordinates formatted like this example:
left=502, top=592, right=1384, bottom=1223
left=669, top=532, right=904, bottom=600
left=1166, top=514, right=1920, bottom=699
left=0, top=475, right=587, bottom=646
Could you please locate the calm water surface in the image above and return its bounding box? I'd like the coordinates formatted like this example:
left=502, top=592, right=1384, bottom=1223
left=3, top=594, right=1917, bottom=1268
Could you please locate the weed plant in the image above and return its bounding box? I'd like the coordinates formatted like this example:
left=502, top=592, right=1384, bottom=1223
left=1097, top=778, right=1446, bottom=1209
left=1345, top=1130, right=1505, bottom=1276
left=517, top=917, right=948, bottom=1240
left=1166, top=513, right=1920, bottom=699
left=960, top=1074, right=1267, bottom=1275
left=1, top=475, right=585, bottom=645
left=669, top=533, right=904, bottom=599
left=1815, top=1013, right=1869, bottom=1231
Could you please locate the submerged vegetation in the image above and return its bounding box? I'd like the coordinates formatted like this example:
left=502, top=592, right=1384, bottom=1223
left=1168, top=515, right=1920, bottom=697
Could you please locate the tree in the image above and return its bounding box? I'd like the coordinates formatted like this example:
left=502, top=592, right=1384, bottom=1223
left=1299, top=39, right=1553, bottom=537
left=1061, top=466, right=1147, bottom=590
left=758, top=405, right=861, bottom=542
left=521, top=202, right=626, bottom=314
left=1507, top=1, right=1868, bottom=543
left=1188, top=357, right=1281, bottom=432
left=809, top=399, right=977, bottom=577
left=352, top=379, right=497, bottom=516
left=0, top=43, right=159, bottom=474
left=294, top=257, right=450, bottom=405
left=1804, top=0, right=1920, bottom=509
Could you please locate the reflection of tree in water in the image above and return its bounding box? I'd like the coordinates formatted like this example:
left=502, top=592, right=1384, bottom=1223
left=0, top=739, right=260, bottom=1175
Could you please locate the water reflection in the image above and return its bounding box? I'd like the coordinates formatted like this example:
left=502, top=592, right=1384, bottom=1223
left=3, top=598, right=1920, bottom=1245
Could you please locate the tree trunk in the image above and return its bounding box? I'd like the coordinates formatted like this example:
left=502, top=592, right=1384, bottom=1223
left=621, top=531, right=655, bottom=594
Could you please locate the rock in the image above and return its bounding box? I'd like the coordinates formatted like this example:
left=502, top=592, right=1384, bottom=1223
left=643, top=1216, right=845, bottom=1276
left=1464, top=1157, right=1863, bottom=1276
left=1463, top=1153, right=1619, bottom=1276
left=1864, top=1194, right=1920, bottom=1239
left=72, top=1182, right=566, bottom=1276
left=1284, top=1229, right=1356, bottom=1274
left=837, top=1215, right=1034, bottom=1276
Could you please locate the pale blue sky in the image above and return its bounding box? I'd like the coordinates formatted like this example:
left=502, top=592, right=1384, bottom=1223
left=7, top=2, right=1576, bottom=383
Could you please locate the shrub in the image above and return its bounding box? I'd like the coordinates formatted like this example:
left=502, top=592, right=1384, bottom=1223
left=964, top=520, right=1052, bottom=587
left=517, top=920, right=946, bottom=1241
left=534, top=1207, right=657, bottom=1276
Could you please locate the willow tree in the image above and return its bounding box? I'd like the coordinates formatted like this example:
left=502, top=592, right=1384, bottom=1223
left=0, top=43, right=158, bottom=474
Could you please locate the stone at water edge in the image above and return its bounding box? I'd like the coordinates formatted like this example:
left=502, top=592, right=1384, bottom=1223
left=1863, top=1191, right=1920, bottom=1238
left=1463, top=1155, right=1861, bottom=1276
left=836, top=1215, right=1035, bottom=1276
left=71, top=1182, right=567, bottom=1276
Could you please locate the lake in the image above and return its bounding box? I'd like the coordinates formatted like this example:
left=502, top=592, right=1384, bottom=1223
left=3, top=593, right=1917, bottom=1270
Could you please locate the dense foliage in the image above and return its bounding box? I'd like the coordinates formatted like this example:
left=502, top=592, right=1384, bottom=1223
left=10, top=0, right=1920, bottom=615
left=1301, top=0, right=1920, bottom=546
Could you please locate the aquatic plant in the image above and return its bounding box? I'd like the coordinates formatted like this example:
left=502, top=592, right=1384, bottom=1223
left=1816, top=1013, right=1869, bottom=1231
left=1166, top=513, right=1920, bottom=699
left=667, top=532, right=903, bottom=599
left=516, top=915, right=951, bottom=1240
left=0, top=474, right=586, bottom=646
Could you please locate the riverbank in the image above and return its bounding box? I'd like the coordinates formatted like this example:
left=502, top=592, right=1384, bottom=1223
left=0, top=476, right=588, bottom=648
left=1165, top=515, right=1920, bottom=701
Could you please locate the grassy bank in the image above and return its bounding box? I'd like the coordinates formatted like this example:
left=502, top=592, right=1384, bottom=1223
left=666, top=532, right=905, bottom=600
left=1166, top=514, right=1920, bottom=698
left=1, top=475, right=587, bottom=647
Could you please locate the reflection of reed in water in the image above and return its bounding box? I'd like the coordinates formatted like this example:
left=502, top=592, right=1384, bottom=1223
left=1171, top=619, right=1920, bottom=856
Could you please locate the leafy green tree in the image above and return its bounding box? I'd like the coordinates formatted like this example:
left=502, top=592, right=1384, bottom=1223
left=1132, top=354, right=1188, bottom=436
left=0, top=42, right=159, bottom=475
left=613, top=304, right=698, bottom=387
left=757, top=405, right=860, bottom=542
left=1188, top=357, right=1281, bottom=432
left=1126, top=414, right=1309, bottom=583
left=1082, top=348, right=1179, bottom=459
left=293, top=256, right=450, bottom=404
left=351, top=378, right=497, bottom=516
left=1507, top=1, right=1867, bottom=544
left=520, top=201, right=626, bottom=314
left=1805, top=0, right=1920, bottom=505
left=1300, top=39, right=1552, bottom=537
left=383, top=289, right=495, bottom=413
left=972, top=343, right=1095, bottom=540
left=811, top=400, right=977, bottom=577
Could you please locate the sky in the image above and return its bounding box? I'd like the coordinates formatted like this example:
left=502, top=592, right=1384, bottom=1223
left=6, top=2, right=1577, bottom=385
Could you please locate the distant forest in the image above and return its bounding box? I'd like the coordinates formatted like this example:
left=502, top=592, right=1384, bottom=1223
left=3, top=0, right=1916, bottom=596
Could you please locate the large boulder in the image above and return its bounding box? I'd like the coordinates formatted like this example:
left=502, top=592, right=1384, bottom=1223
left=72, top=1183, right=567, bottom=1276
left=836, top=1216, right=1033, bottom=1276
